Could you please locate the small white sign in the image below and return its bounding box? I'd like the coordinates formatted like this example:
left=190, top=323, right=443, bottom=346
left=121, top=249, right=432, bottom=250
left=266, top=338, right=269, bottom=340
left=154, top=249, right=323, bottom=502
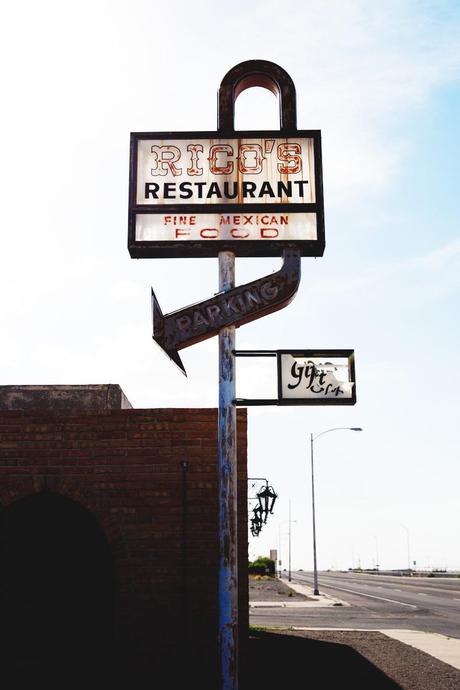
left=278, top=351, right=356, bottom=404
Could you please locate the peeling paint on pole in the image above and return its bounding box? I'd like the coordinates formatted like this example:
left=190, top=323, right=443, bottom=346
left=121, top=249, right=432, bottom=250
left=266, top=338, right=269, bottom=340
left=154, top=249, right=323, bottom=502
left=218, top=250, right=238, bottom=690
left=215, top=59, right=305, bottom=690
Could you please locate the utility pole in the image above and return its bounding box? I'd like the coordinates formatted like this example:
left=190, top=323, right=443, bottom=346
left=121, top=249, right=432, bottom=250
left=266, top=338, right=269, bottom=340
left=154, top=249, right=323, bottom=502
left=288, top=499, right=292, bottom=582
left=310, top=433, right=319, bottom=595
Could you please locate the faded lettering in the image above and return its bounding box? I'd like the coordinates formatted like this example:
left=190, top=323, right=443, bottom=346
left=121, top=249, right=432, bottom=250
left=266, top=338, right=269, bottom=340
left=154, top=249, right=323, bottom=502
left=150, top=145, right=182, bottom=176
left=260, top=281, right=279, bottom=300
left=286, top=359, right=350, bottom=397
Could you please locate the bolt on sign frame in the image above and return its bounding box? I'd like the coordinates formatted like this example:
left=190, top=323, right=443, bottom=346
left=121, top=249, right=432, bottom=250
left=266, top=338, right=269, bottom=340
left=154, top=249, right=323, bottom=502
left=128, top=59, right=325, bottom=690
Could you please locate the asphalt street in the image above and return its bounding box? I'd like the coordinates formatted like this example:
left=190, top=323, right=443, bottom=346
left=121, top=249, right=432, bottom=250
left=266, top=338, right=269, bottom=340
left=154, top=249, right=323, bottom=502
left=250, top=571, right=460, bottom=638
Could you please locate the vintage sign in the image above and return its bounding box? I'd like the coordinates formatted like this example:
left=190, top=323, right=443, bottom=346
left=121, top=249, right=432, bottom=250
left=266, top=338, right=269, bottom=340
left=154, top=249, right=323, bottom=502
left=277, top=350, right=356, bottom=405
left=128, top=131, right=324, bottom=258
left=128, top=59, right=331, bottom=690
left=234, top=349, right=356, bottom=405
left=152, top=250, right=301, bottom=373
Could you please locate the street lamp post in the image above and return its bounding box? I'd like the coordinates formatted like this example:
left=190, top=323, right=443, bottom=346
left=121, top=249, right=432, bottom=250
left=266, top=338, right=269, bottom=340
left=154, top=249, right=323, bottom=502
left=278, top=523, right=283, bottom=577
left=310, top=427, right=362, bottom=596
left=278, top=510, right=296, bottom=580
left=372, top=534, right=379, bottom=571
left=401, top=524, right=411, bottom=574
left=288, top=499, right=294, bottom=582
left=310, top=433, right=319, bottom=595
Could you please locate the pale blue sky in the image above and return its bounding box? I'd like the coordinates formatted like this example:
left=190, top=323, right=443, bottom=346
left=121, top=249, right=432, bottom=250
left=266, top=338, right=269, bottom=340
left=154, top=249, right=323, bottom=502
left=0, top=0, right=459, bottom=570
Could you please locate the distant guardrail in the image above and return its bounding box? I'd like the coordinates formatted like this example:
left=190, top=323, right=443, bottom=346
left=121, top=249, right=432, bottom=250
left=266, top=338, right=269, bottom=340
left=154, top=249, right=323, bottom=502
left=347, top=569, right=460, bottom=578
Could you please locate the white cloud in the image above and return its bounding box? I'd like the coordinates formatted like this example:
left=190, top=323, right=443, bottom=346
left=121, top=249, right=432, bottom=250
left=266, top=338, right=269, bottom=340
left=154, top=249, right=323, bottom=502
left=304, top=236, right=460, bottom=303
left=404, top=237, right=460, bottom=271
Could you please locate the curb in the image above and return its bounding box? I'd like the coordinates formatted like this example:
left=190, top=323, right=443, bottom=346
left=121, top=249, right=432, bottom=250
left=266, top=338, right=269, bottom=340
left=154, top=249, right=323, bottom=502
left=250, top=600, right=340, bottom=608
left=283, top=578, right=350, bottom=607
left=249, top=578, right=349, bottom=609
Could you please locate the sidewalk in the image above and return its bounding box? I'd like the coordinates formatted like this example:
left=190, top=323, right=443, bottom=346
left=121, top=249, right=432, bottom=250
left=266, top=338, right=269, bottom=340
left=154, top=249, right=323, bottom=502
left=382, top=630, right=460, bottom=671
left=249, top=577, right=349, bottom=607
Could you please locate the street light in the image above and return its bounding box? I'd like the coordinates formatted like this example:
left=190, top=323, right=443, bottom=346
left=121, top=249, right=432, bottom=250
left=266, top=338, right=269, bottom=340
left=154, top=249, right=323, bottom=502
left=310, top=427, right=362, bottom=595
left=278, top=510, right=296, bottom=580
left=288, top=499, right=297, bottom=582
left=400, top=523, right=411, bottom=574
left=374, top=535, right=379, bottom=571
left=372, top=534, right=379, bottom=571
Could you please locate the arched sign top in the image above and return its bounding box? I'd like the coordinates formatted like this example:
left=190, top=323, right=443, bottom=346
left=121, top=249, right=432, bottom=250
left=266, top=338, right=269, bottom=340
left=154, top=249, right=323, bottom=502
left=128, top=59, right=324, bottom=259
left=218, top=60, right=297, bottom=132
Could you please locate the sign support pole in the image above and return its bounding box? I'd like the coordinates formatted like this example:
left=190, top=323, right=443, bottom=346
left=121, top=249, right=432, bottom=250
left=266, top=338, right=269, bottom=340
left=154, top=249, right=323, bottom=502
left=218, top=249, right=238, bottom=690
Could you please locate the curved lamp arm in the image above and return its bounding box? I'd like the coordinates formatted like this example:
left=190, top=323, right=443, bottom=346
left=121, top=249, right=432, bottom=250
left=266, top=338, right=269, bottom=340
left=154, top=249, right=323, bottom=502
left=312, top=427, right=362, bottom=443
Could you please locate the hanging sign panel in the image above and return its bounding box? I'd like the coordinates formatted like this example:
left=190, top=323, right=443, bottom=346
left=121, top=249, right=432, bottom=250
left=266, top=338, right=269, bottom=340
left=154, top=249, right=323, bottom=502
left=277, top=350, right=356, bottom=405
left=233, top=349, right=356, bottom=406
left=128, top=130, right=325, bottom=258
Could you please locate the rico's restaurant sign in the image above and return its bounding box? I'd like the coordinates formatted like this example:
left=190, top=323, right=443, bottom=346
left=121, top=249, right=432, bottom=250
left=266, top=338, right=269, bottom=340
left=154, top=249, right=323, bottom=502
left=128, top=131, right=325, bottom=258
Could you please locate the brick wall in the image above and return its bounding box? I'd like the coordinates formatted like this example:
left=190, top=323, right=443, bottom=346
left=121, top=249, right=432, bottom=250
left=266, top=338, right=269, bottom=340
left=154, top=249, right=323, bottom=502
left=0, top=407, right=248, bottom=687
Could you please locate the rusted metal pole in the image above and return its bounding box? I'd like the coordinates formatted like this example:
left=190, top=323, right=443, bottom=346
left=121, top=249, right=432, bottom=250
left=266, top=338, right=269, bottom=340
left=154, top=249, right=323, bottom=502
left=215, top=60, right=296, bottom=690
left=218, top=250, right=238, bottom=690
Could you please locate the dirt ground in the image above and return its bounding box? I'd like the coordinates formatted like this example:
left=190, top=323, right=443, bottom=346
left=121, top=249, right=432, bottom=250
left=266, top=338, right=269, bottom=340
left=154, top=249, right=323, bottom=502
left=248, top=574, right=311, bottom=601
left=151, top=627, right=460, bottom=690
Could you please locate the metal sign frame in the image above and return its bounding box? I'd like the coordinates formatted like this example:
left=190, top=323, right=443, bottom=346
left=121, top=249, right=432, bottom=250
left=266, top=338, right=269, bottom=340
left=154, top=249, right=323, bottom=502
left=234, top=349, right=356, bottom=406
left=128, top=132, right=324, bottom=258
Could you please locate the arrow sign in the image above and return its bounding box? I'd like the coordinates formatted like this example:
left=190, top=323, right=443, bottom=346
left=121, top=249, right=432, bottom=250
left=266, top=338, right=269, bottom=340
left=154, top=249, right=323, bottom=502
left=152, top=248, right=301, bottom=375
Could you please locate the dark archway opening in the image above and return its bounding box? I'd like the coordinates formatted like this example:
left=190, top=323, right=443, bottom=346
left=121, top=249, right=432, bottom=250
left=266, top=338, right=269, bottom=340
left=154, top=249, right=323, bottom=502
left=0, top=491, right=116, bottom=689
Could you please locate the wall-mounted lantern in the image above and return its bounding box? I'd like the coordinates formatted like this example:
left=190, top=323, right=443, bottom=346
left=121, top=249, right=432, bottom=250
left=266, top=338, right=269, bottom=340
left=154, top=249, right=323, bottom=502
left=248, top=477, right=278, bottom=536
left=257, top=485, right=278, bottom=523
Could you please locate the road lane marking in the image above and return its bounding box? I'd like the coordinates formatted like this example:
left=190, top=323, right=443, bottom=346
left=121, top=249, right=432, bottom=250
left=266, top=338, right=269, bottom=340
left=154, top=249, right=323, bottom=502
left=294, top=575, right=460, bottom=597
left=454, top=598, right=460, bottom=601
left=418, top=593, right=427, bottom=596
left=316, top=581, right=418, bottom=609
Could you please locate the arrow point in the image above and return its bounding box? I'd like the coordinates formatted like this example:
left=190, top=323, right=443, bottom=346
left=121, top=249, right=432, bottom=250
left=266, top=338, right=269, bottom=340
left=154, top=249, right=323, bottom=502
left=170, top=349, right=187, bottom=377
left=151, top=288, right=187, bottom=376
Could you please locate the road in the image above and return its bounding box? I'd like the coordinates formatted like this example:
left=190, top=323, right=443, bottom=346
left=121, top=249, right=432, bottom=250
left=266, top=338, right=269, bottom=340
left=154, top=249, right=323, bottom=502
left=250, top=571, right=460, bottom=638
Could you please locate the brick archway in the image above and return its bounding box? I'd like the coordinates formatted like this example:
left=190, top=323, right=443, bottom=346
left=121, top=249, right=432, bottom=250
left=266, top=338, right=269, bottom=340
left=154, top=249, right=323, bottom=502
left=0, top=477, right=126, bottom=557
left=0, top=489, right=118, bottom=688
